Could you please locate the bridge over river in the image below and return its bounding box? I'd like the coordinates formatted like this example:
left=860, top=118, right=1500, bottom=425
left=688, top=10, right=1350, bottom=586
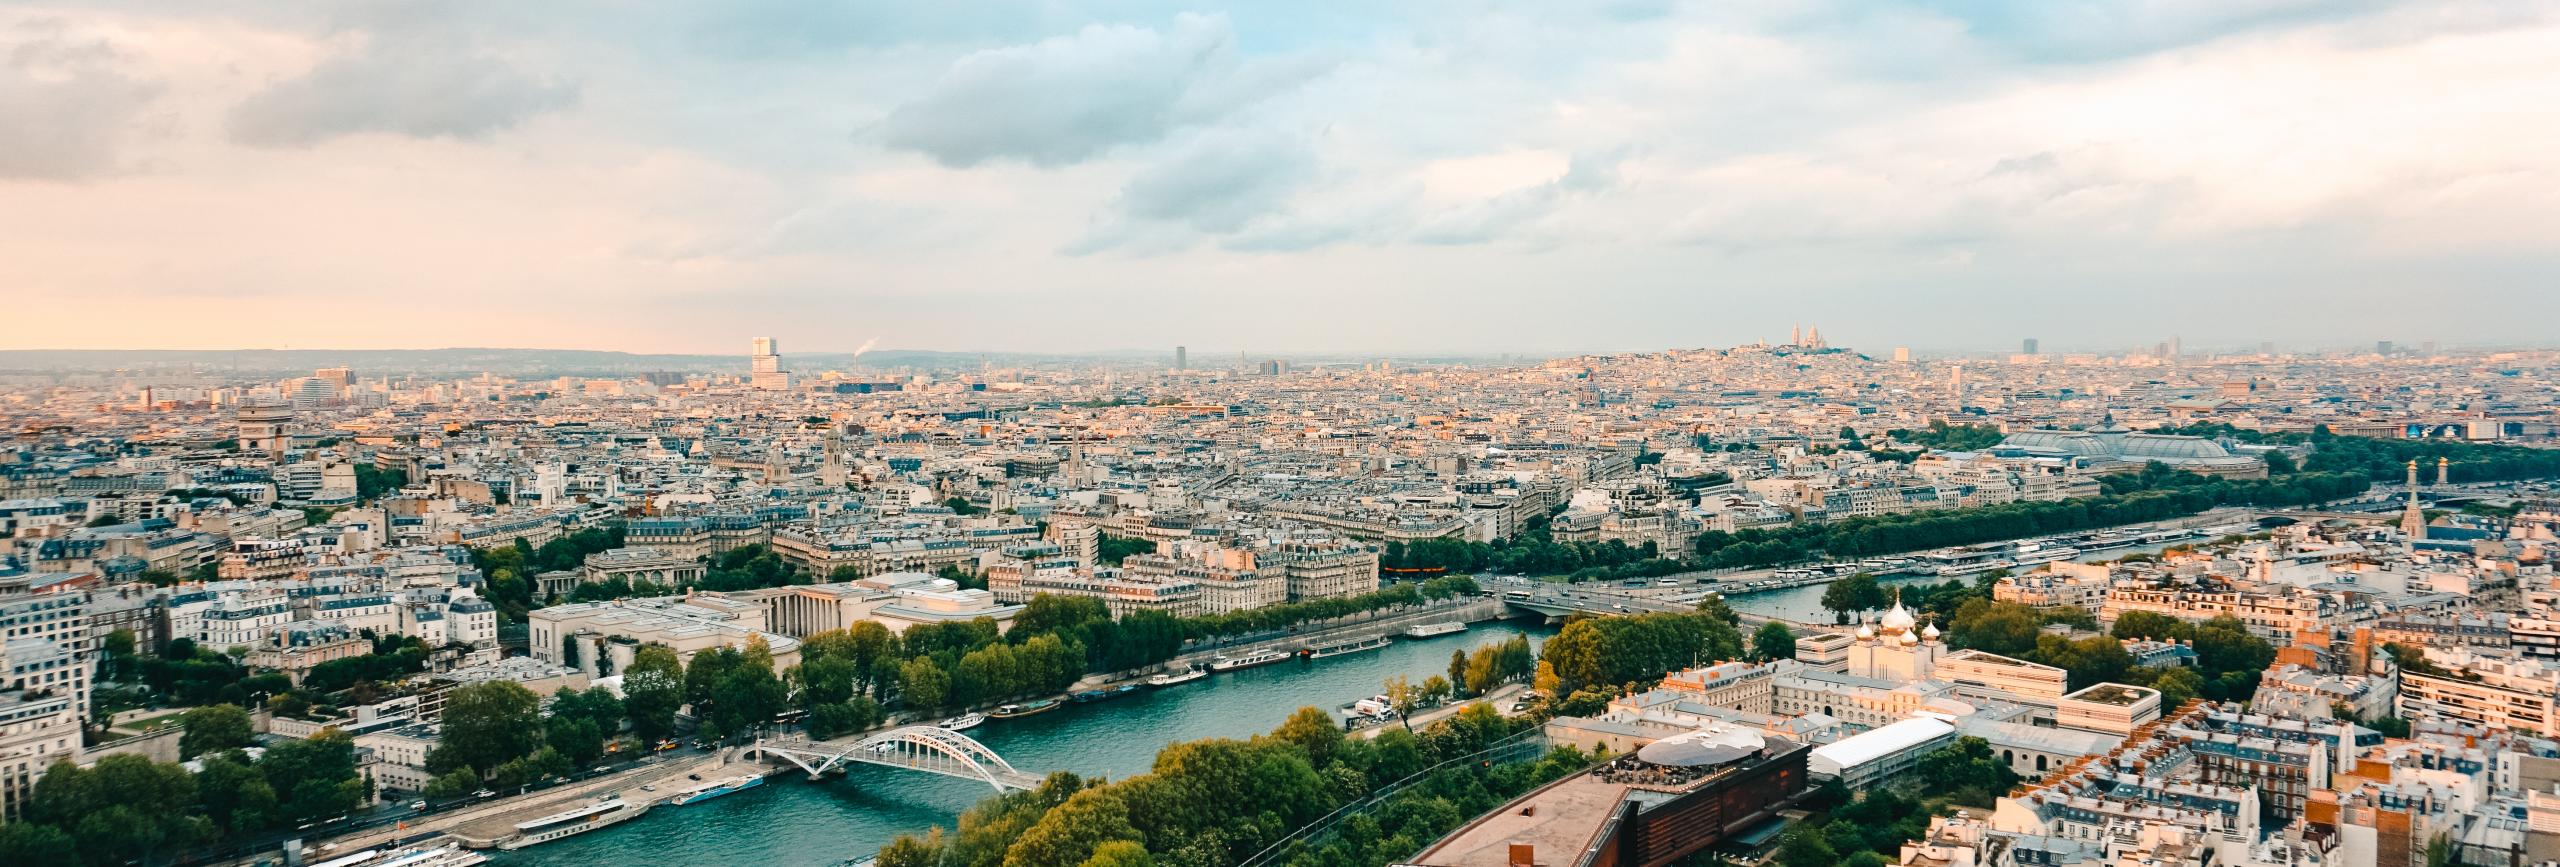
left=750, top=726, right=1048, bottom=791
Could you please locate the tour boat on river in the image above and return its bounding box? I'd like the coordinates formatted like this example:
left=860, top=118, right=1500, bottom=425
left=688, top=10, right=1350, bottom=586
left=938, top=712, right=986, bottom=731
left=1147, top=668, right=1207, bottom=687
left=1404, top=621, right=1468, bottom=639
left=1208, top=649, right=1292, bottom=672
left=497, top=798, right=645, bottom=850
left=668, top=774, right=764, bottom=806
left=1071, top=684, right=1143, bottom=703
left=1304, top=635, right=1392, bottom=659
left=990, top=699, right=1060, bottom=719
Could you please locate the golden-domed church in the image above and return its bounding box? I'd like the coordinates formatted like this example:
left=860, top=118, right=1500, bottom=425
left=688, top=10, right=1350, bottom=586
left=1844, top=593, right=1945, bottom=682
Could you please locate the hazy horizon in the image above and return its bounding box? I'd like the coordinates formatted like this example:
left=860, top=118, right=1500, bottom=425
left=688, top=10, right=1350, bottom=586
left=8, top=2, right=2557, bottom=352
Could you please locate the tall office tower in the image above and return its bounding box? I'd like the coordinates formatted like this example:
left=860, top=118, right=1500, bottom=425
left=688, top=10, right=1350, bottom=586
left=2022, top=338, right=2039, bottom=355
left=2167, top=335, right=2182, bottom=359
left=2260, top=341, right=2275, bottom=356
left=750, top=337, right=781, bottom=373
left=1892, top=347, right=1911, bottom=363
left=1175, top=346, right=1187, bottom=371
left=749, top=337, right=790, bottom=389
left=2376, top=340, right=2395, bottom=356
left=2422, top=340, right=2437, bottom=356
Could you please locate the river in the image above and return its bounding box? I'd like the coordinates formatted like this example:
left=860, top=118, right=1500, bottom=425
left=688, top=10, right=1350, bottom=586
left=498, top=620, right=1551, bottom=866
left=1714, top=539, right=2193, bottom=623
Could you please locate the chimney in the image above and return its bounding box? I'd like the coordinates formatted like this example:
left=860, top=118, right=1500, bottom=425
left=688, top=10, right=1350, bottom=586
left=1508, top=843, right=1536, bottom=867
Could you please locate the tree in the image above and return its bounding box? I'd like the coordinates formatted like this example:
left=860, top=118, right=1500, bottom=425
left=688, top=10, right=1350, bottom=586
left=1821, top=574, right=1886, bottom=621
left=901, top=657, right=953, bottom=714
left=1421, top=674, right=1454, bottom=705
left=27, top=754, right=214, bottom=867
left=807, top=698, right=885, bottom=739
left=1448, top=649, right=1470, bottom=696
left=0, top=823, right=74, bottom=866
left=179, top=704, right=255, bottom=759
left=423, top=768, right=480, bottom=799
left=1271, top=706, right=1344, bottom=769
left=623, top=644, right=686, bottom=743
left=1752, top=621, right=1796, bottom=663
left=2109, top=610, right=2191, bottom=642
left=546, top=717, right=604, bottom=765
left=1003, top=786, right=1140, bottom=867
left=1947, top=599, right=2043, bottom=656
left=1383, top=675, right=1420, bottom=730
left=430, top=681, right=543, bottom=775
left=1079, top=839, right=1154, bottom=867
left=1915, top=736, right=2021, bottom=804
left=878, top=828, right=947, bottom=867
left=191, top=752, right=278, bottom=835
left=708, top=637, right=790, bottom=735
left=1532, top=660, right=1561, bottom=696
left=259, top=729, right=366, bottom=824
left=1775, top=825, right=1840, bottom=867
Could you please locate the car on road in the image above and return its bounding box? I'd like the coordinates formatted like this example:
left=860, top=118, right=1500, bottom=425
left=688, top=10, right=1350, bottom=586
left=473, top=789, right=495, bottom=799
left=408, top=801, right=426, bottom=811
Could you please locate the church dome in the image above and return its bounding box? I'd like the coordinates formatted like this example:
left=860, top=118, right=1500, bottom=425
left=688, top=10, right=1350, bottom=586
left=1922, top=623, right=1942, bottom=641
left=1899, top=631, right=1919, bottom=646
left=1856, top=623, right=1876, bottom=641
left=1881, top=602, right=1917, bottom=633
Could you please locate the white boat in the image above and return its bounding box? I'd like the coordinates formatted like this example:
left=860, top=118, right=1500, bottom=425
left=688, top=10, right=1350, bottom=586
left=1208, top=649, right=1292, bottom=672
left=938, top=712, right=987, bottom=731
left=1146, top=669, right=1207, bottom=687
left=1937, top=558, right=2018, bottom=578
left=2008, top=544, right=2081, bottom=565
left=311, top=844, right=488, bottom=867
left=1404, top=621, right=1468, bottom=638
left=1305, top=635, right=1392, bottom=659
left=498, top=798, right=644, bottom=850
left=668, top=773, right=764, bottom=806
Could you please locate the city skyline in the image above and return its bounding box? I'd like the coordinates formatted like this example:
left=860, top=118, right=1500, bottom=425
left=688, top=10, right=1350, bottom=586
left=7, top=2, right=2558, bottom=352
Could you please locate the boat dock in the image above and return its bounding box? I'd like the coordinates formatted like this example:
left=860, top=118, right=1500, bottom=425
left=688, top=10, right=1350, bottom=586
left=441, top=755, right=732, bottom=848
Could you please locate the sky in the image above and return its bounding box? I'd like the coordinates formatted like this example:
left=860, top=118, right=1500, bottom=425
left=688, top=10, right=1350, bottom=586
left=4, top=0, right=2557, bottom=356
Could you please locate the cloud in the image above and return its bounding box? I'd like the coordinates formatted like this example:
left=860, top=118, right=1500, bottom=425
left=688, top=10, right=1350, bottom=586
left=0, top=19, right=162, bottom=179
left=1067, top=130, right=1319, bottom=253
left=228, top=34, right=576, bottom=147
left=1412, top=150, right=1626, bottom=246
left=878, top=14, right=1320, bottom=168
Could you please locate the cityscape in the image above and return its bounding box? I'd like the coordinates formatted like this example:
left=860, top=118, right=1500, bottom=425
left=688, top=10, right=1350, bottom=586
left=8, top=4, right=2560, bottom=867
left=2, top=336, right=2557, bottom=867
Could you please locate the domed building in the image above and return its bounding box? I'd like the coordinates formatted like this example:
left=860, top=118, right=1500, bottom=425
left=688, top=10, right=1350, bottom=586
left=1846, top=594, right=1944, bottom=682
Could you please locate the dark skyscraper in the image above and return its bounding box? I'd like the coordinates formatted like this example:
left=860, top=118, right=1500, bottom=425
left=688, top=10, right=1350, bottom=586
left=1175, top=345, right=1186, bottom=370
left=2021, top=338, right=2038, bottom=355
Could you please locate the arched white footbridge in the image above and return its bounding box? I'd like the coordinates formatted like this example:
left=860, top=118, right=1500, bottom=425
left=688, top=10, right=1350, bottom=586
left=750, top=726, right=1046, bottom=791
